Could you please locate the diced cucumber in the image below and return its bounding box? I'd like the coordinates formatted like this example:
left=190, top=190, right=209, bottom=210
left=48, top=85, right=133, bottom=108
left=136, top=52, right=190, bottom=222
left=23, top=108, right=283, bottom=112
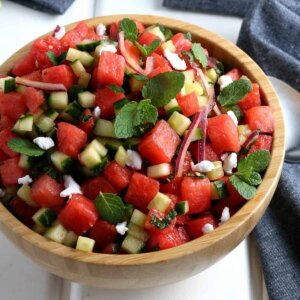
left=114, top=98, right=128, bottom=115
left=17, top=184, right=37, bottom=207
left=206, top=68, right=218, bottom=84
left=63, top=231, right=78, bottom=247
left=89, top=139, right=108, bottom=157
left=145, top=25, right=165, bottom=41
left=121, top=234, right=145, bottom=254
left=44, top=221, right=68, bottom=243
left=164, top=98, right=181, bottom=116
left=46, top=127, right=57, bottom=139
left=130, top=209, right=147, bottom=227
left=182, top=70, right=195, bottom=81
left=105, top=138, right=122, bottom=153
left=78, top=72, right=91, bottom=89
left=147, top=163, right=171, bottom=178
left=175, top=201, right=189, bottom=215
left=79, top=146, right=102, bottom=169
left=77, top=39, right=101, bottom=52
left=238, top=124, right=251, bottom=145
left=12, top=114, right=33, bottom=134
left=147, top=192, right=172, bottom=213
left=70, top=59, right=86, bottom=77
left=127, top=223, right=149, bottom=242
left=32, top=208, right=56, bottom=228
left=0, top=76, right=16, bottom=93
left=61, top=101, right=83, bottom=122
left=18, top=154, right=31, bottom=170
left=123, top=138, right=140, bottom=150
left=68, top=85, right=84, bottom=101
left=78, top=91, right=96, bottom=108
left=129, top=76, right=146, bottom=93
left=32, top=108, right=44, bottom=122
left=197, top=95, right=209, bottom=108
left=161, top=40, right=175, bottom=52
left=35, top=115, right=55, bottom=133
left=66, top=48, right=95, bottom=67
left=115, top=145, right=128, bottom=167
left=207, top=161, right=224, bottom=181
left=211, top=180, right=228, bottom=200
left=48, top=92, right=69, bottom=110
left=183, top=80, right=204, bottom=96
left=76, top=236, right=95, bottom=252
left=184, top=127, right=203, bottom=142
left=93, top=119, right=116, bottom=138
left=167, top=111, right=191, bottom=136
left=44, top=108, right=59, bottom=120
left=51, top=151, right=73, bottom=173
left=125, top=203, right=134, bottom=221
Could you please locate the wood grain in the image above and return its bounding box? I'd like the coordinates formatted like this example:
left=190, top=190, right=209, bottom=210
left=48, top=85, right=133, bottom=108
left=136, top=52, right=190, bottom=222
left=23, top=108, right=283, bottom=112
left=0, top=15, right=285, bottom=289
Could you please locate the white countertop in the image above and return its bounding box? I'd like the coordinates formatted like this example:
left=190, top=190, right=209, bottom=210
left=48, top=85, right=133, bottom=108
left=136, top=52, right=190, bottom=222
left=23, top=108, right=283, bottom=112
left=0, top=1, right=268, bottom=299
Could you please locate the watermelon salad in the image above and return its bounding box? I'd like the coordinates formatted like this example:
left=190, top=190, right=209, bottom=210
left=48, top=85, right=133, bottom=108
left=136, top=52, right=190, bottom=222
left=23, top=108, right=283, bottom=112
left=0, top=18, right=274, bottom=254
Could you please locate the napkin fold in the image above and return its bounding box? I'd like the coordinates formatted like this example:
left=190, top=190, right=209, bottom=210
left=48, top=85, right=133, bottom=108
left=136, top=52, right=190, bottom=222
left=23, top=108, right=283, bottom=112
left=9, top=0, right=75, bottom=14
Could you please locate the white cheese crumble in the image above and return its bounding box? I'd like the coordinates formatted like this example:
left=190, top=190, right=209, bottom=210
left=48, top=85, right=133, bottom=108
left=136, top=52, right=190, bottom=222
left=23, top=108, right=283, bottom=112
left=220, top=206, right=230, bottom=223
left=223, top=152, right=237, bottom=175
left=54, top=26, right=66, bottom=40
left=99, top=45, right=117, bottom=55
left=125, top=150, right=142, bottom=170
left=164, top=49, right=187, bottom=71
left=227, top=110, right=238, bottom=126
left=18, top=175, right=33, bottom=185
left=218, top=75, right=233, bottom=90
left=96, top=23, right=107, bottom=36
left=116, top=221, right=128, bottom=235
left=0, top=188, right=5, bottom=198
left=202, top=223, right=214, bottom=234
left=93, top=106, right=101, bottom=118
left=60, top=175, right=82, bottom=198
left=33, top=137, right=55, bottom=150
left=191, top=160, right=215, bottom=173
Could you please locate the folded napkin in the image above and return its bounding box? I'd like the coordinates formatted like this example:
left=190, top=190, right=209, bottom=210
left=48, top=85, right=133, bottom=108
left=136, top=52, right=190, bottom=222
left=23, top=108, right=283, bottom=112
left=9, top=0, right=75, bottom=14
left=163, top=1, right=300, bottom=299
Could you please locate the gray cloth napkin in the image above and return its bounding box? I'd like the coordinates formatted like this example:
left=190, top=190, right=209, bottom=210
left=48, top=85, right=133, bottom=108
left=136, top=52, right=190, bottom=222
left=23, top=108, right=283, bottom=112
left=163, top=1, right=300, bottom=299
left=9, top=0, right=75, bottom=14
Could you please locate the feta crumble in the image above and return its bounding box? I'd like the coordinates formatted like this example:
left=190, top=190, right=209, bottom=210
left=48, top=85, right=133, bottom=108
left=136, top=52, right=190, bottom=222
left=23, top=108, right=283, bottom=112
left=202, top=223, right=214, bottom=234
left=126, top=150, right=142, bottom=170
left=93, top=106, right=101, bottom=118
left=18, top=175, right=33, bottom=185
left=220, top=206, right=230, bottom=223
left=223, top=152, right=237, bottom=175
left=33, top=137, right=55, bottom=150
left=217, top=75, right=233, bottom=90
left=164, top=49, right=187, bottom=71
left=54, top=26, right=66, bottom=40
left=0, top=188, right=5, bottom=198
left=60, top=175, right=82, bottom=198
left=98, top=45, right=117, bottom=55
left=227, top=110, right=238, bottom=126
left=191, top=160, right=215, bottom=173
left=96, top=23, right=106, bottom=36
left=116, top=221, right=128, bottom=235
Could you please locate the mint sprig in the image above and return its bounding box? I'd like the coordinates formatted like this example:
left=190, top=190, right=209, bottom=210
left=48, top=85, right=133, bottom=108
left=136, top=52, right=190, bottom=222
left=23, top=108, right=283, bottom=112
left=8, top=138, right=45, bottom=157
left=119, top=18, right=138, bottom=42
left=107, top=84, right=125, bottom=94
left=142, top=72, right=185, bottom=107
left=229, top=175, right=257, bottom=200
left=218, top=79, right=252, bottom=107
left=135, top=39, right=160, bottom=57
left=46, top=51, right=67, bottom=66
left=150, top=209, right=177, bottom=230
left=238, top=150, right=271, bottom=173
left=192, top=43, right=208, bottom=68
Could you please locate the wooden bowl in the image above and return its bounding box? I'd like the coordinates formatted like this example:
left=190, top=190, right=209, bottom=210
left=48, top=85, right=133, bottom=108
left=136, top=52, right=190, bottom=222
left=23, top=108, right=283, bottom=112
left=0, top=15, right=285, bottom=289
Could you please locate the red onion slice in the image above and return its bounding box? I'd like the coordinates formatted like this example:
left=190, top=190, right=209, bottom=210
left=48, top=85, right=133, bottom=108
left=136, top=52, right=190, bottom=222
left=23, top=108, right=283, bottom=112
left=197, top=106, right=208, bottom=162
left=145, top=56, right=155, bottom=75
left=241, top=130, right=260, bottom=154
left=207, top=56, right=217, bottom=69
left=16, top=77, right=67, bottom=91
left=175, top=112, right=201, bottom=177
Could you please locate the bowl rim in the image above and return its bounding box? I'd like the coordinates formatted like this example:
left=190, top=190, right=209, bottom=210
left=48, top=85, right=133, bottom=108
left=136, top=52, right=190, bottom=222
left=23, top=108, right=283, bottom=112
left=0, top=14, right=285, bottom=266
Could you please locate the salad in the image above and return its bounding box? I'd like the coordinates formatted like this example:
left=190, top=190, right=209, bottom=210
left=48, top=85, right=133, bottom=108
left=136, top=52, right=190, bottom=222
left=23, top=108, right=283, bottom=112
left=0, top=18, right=274, bottom=254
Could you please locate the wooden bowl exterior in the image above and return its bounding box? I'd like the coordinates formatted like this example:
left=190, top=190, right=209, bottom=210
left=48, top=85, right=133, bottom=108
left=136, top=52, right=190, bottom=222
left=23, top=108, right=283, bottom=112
left=0, top=15, right=285, bottom=289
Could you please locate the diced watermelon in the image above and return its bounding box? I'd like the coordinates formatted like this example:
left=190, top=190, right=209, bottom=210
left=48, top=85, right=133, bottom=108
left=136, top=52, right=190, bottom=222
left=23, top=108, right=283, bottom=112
left=0, top=91, right=27, bottom=121
left=245, top=106, right=274, bottom=133
left=187, top=213, right=217, bottom=239
left=97, top=52, right=126, bottom=86
left=85, top=27, right=101, bottom=40
left=88, top=220, right=117, bottom=251
left=190, top=142, right=219, bottom=162
left=125, top=172, right=159, bottom=211
left=177, top=226, right=190, bottom=243
left=0, top=128, right=18, bottom=158
left=165, top=193, right=179, bottom=213
left=104, top=161, right=132, bottom=192
left=31, top=174, right=64, bottom=208
left=21, top=70, right=42, bottom=81
left=148, top=65, right=172, bottom=79
left=172, top=33, right=192, bottom=52
left=0, top=157, right=26, bottom=186
left=78, top=109, right=95, bottom=135
left=149, top=52, right=169, bottom=68
left=160, top=176, right=182, bottom=195
left=0, top=115, right=15, bottom=131
left=144, top=209, right=172, bottom=232
left=212, top=198, right=240, bottom=220
left=181, top=176, right=211, bottom=214
left=95, top=87, right=125, bottom=119
left=109, top=22, right=119, bottom=41
left=23, top=87, right=45, bottom=113
left=207, top=114, right=241, bottom=154
left=137, top=32, right=163, bottom=55
left=249, top=134, right=272, bottom=154
left=226, top=68, right=243, bottom=81
left=238, top=83, right=261, bottom=111
left=0, top=148, right=8, bottom=162
left=124, top=40, right=141, bottom=65
left=12, top=54, right=38, bottom=76
left=82, top=176, right=117, bottom=200
left=176, top=92, right=200, bottom=117
left=101, top=243, right=120, bottom=254
left=42, top=65, right=75, bottom=90
left=58, top=194, right=98, bottom=235
left=138, top=120, right=180, bottom=164
left=220, top=176, right=245, bottom=206
left=176, top=215, right=191, bottom=226
left=57, top=122, right=87, bottom=158
left=134, top=20, right=145, bottom=34
left=182, top=151, right=192, bottom=175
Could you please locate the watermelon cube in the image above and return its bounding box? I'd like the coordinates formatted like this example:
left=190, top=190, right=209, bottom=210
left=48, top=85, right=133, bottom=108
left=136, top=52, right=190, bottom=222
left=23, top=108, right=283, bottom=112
left=238, top=83, right=261, bottom=111
left=0, top=157, right=26, bottom=186
left=23, top=87, right=45, bottom=113
left=249, top=134, right=272, bottom=154
left=176, top=92, right=200, bottom=117
left=0, top=91, right=26, bottom=122
left=0, top=128, right=18, bottom=158
left=187, top=213, right=217, bottom=239
left=42, top=65, right=75, bottom=90
left=245, top=106, right=274, bottom=133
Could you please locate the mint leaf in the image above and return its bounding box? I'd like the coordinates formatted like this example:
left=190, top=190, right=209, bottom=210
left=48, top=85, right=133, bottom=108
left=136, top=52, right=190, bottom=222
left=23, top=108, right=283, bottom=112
left=133, top=99, right=158, bottom=126
left=164, top=28, right=173, bottom=41
left=135, top=39, right=160, bottom=56
left=192, top=43, right=208, bottom=68
left=225, top=105, right=244, bottom=121
left=240, top=171, right=262, bottom=186
left=107, top=84, right=125, bottom=94
left=229, top=175, right=257, bottom=200
left=182, top=51, right=194, bottom=63
left=184, top=32, right=192, bottom=41
left=132, top=74, right=149, bottom=81
left=216, top=61, right=225, bottom=75
left=218, top=79, right=252, bottom=107
left=150, top=209, right=177, bottom=229
left=94, top=193, right=126, bottom=224
left=119, top=18, right=138, bottom=42
left=8, top=138, right=45, bottom=157
left=46, top=51, right=67, bottom=66
left=142, top=71, right=185, bottom=107
left=239, top=150, right=271, bottom=174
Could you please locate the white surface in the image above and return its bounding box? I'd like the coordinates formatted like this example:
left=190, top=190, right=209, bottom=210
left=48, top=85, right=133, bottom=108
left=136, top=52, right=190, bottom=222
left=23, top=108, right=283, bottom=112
left=0, top=1, right=268, bottom=299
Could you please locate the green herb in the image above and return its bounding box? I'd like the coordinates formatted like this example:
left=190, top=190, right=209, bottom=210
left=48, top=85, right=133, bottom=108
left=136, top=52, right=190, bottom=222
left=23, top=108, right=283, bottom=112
left=223, top=105, right=244, bottom=121
left=46, top=51, right=67, bottom=66
left=192, top=43, right=208, bottom=68
left=119, top=18, right=138, bottom=42
left=94, top=193, right=126, bottom=224
left=92, top=156, right=109, bottom=176
left=107, top=84, right=125, bottom=94
left=213, top=180, right=229, bottom=198
left=142, top=72, right=185, bottom=107
left=114, top=99, right=158, bottom=138
left=68, top=85, right=84, bottom=101
left=132, top=74, right=149, bottom=81
left=218, top=79, right=252, bottom=107
left=135, top=39, right=160, bottom=57
left=150, top=209, right=177, bottom=229
left=8, top=138, right=45, bottom=157
left=239, top=171, right=262, bottom=186
left=80, top=114, right=92, bottom=122
left=238, top=150, right=271, bottom=174
left=216, top=61, right=225, bottom=75
left=182, top=51, right=194, bottom=63
left=229, top=175, right=257, bottom=200
left=164, top=28, right=173, bottom=41
left=184, top=32, right=192, bottom=41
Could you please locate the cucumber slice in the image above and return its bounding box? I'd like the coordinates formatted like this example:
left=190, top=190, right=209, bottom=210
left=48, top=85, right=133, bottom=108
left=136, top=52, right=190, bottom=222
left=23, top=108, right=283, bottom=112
left=89, top=139, right=108, bottom=157
left=44, top=221, right=68, bottom=243
left=18, top=154, right=31, bottom=170
left=147, top=163, right=171, bottom=178
left=44, top=108, right=59, bottom=120
left=105, top=138, right=122, bottom=153
left=184, top=127, right=203, bottom=142
left=147, top=192, right=172, bottom=213
left=0, top=77, right=16, bottom=93
left=35, top=115, right=55, bottom=133
left=164, top=98, right=181, bottom=116
left=127, top=223, right=149, bottom=242
left=175, top=201, right=189, bottom=215
left=197, top=95, right=209, bottom=107
left=78, top=72, right=91, bottom=89
left=167, top=111, right=191, bottom=136
left=51, top=151, right=73, bottom=173
left=161, top=40, right=176, bottom=52
left=211, top=180, right=228, bottom=200
left=48, top=92, right=69, bottom=110
left=17, top=184, right=37, bottom=207
left=61, top=101, right=83, bottom=122
left=183, top=80, right=204, bottom=96
left=114, top=98, right=128, bottom=115
left=76, top=236, right=95, bottom=252
left=12, top=114, right=33, bottom=134
left=130, top=209, right=147, bottom=227
left=93, top=119, right=116, bottom=138
left=70, top=59, right=86, bottom=77
left=207, top=161, right=224, bottom=181
left=121, top=234, right=145, bottom=254
left=206, top=68, right=218, bottom=84
left=63, top=231, right=78, bottom=247
left=46, top=127, right=57, bottom=139
left=129, top=76, right=145, bottom=93
left=115, top=145, right=128, bottom=167
left=32, top=208, right=56, bottom=228
left=238, top=124, right=251, bottom=145
left=79, top=146, right=102, bottom=169
left=182, top=70, right=195, bottom=82
left=78, top=91, right=96, bottom=108
left=145, top=25, right=165, bottom=41
left=77, top=39, right=101, bottom=52
left=66, top=48, right=95, bottom=67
